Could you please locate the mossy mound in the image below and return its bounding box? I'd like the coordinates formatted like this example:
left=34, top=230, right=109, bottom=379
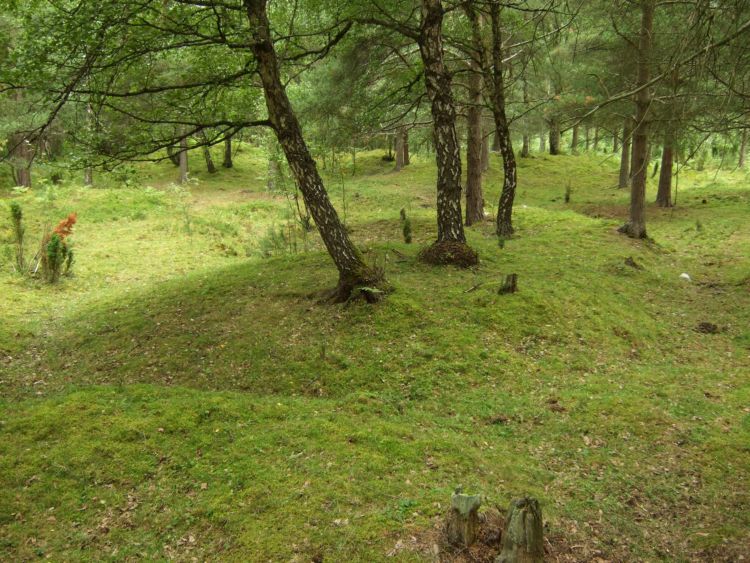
left=418, top=240, right=479, bottom=267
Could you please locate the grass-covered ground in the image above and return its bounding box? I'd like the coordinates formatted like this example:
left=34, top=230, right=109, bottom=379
left=1, top=144, right=749, bottom=561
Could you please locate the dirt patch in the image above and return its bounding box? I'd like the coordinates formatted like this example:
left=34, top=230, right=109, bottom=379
left=418, top=241, right=479, bottom=267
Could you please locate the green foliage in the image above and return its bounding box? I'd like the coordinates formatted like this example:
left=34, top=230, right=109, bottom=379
left=43, top=233, right=68, bottom=283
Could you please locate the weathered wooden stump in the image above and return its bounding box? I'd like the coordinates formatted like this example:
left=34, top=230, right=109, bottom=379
left=498, top=274, right=518, bottom=294
left=445, top=490, right=482, bottom=547
left=496, top=497, right=544, bottom=563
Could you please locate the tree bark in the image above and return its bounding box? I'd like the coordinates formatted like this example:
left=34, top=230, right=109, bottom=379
left=584, top=125, right=590, bottom=151
left=620, top=0, right=654, bottom=239
left=465, top=58, right=484, bottom=226
left=394, top=127, right=405, bottom=171
left=571, top=124, right=579, bottom=154
left=469, top=0, right=517, bottom=238
left=418, top=0, right=468, bottom=246
left=548, top=118, right=560, bottom=155
left=739, top=128, right=747, bottom=168
left=656, top=141, right=673, bottom=207
left=618, top=118, right=632, bottom=189
left=200, top=132, right=217, bottom=173
left=223, top=136, right=233, bottom=168
left=593, top=126, right=600, bottom=151
left=403, top=129, right=410, bottom=165
left=178, top=134, right=189, bottom=184
left=245, top=0, right=383, bottom=299
left=8, top=133, right=33, bottom=188
left=613, top=130, right=619, bottom=153
left=481, top=123, right=490, bottom=171
left=497, top=498, right=544, bottom=563
left=539, top=131, right=546, bottom=152
left=520, top=78, right=530, bottom=158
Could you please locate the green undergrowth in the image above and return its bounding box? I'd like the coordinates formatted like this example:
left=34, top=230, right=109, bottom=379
left=1, top=147, right=749, bottom=561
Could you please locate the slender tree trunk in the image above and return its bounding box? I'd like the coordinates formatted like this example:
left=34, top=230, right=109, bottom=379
left=520, top=78, right=530, bottom=158
left=584, top=125, right=590, bottom=152
left=549, top=118, right=560, bottom=155
left=739, top=128, right=747, bottom=168
left=394, top=127, right=405, bottom=171
left=480, top=122, right=490, bottom=171
left=465, top=59, right=484, bottom=226
left=492, top=129, right=501, bottom=152
left=620, top=0, right=654, bottom=239
left=403, top=129, right=410, bottom=165
left=656, top=142, right=673, bottom=207
left=84, top=167, right=93, bottom=186
left=200, top=132, right=217, bottom=173
left=619, top=119, right=632, bottom=189
left=9, top=133, right=33, bottom=188
left=84, top=102, right=94, bottom=186
left=613, top=130, right=619, bottom=153
left=178, top=134, right=189, bottom=184
left=593, top=126, right=599, bottom=151
left=223, top=136, right=233, bottom=168
left=418, top=0, right=469, bottom=248
left=469, top=0, right=517, bottom=237
left=571, top=124, right=579, bottom=154
left=539, top=131, right=546, bottom=152
left=245, top=0, right=383, bottom=299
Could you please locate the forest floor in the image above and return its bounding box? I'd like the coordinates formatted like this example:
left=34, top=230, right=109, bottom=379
left=1, top=147, right=749, bottom=562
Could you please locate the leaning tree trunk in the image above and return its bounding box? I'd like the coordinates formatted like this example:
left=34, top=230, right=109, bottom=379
left=465, top=58, right=485, bottom=226
left=199, top=132, right=217, bottom=173
left=548, top=118, right=561, bottom=155
left=618, top=118, right=632, bottom=189
left=656, top=141, right=673, bottom=207
left=245, top=0, right=383, bottom=299
left=223, top=136, right=233, bottom=168
left=418, top=0, right=473, bottom=258
left=739, top=128, right=747, bottom=168
left=620, top=0, right=654, bottom=239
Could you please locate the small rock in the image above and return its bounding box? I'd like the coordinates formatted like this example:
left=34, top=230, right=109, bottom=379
left=679, top=273, right=691, bottom=281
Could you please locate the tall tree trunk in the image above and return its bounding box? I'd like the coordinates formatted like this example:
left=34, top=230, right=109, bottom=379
left=613, top=130, right=619, bottom=153
left=571, top=124, right=579, bottom=154
left=9, top=133, right=33, bottom=188
left=394, top=127, right=405, bottom=171
left=656, top=141, right=673, bottom=207
left=465, top=59, right=484, bottom=226
left=223, top=136, right=233, bottom=168
left=245, top=0, right=383, bottom=300
left=178, top=134, right=189, bottom=184
left=403, top=129, right=410, bottom=165
left=469, top=0, right=517, bottom=238
left=620, top=0, right=654, bottom=239
left=520, top=78, right=530, bottom=158
left=618, top=118, right=632, bottom=189
left=539, top=131, right=546, bottom=152
left=480, top=122, right=490, bottom=171
left=492, top=129, right=501, bottom=152
left=584, top=125, right=591, bottom=152
left=200, top=132, right=217, bottom=173
left=739, top=128, right=747, bottom=168
left=549, top=118, right=560, bottom=155
left=593, top=126, right=600, bottom=151
left=418, top=0, right=470, bottom=252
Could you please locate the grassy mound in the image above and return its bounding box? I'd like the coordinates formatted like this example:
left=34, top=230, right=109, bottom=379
left=1, top=147, right=749, bottom=560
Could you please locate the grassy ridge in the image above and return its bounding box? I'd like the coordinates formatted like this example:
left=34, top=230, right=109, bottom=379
left=1, top=147, right=749, bottom=560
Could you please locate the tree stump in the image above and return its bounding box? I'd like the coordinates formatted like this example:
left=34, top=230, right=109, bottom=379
left=498, top=274, right=518, bottom=294
left=496, top=497, right=544, bottom=563
left=445, top=490, right=482, bottom=547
